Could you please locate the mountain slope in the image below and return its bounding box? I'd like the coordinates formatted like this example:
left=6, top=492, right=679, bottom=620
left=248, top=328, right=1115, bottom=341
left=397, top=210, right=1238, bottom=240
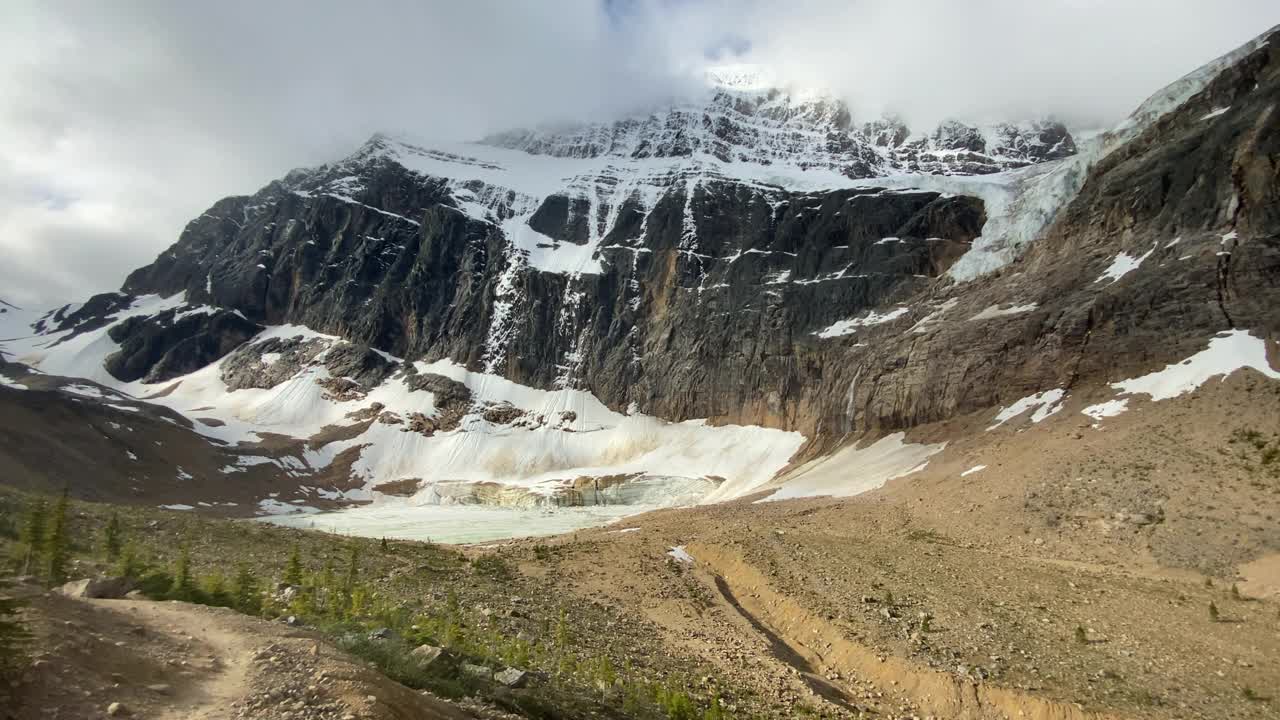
left=3, top=26, right=1278, bottom=516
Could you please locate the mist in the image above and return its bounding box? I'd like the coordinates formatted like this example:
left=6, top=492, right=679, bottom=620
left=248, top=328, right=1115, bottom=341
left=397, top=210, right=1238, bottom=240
left=1, top=0, right=1276, bottom=308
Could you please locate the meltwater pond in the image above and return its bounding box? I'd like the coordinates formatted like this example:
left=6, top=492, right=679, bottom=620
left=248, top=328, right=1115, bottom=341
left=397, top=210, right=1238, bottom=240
left=263, top=502, right=658, bottom=544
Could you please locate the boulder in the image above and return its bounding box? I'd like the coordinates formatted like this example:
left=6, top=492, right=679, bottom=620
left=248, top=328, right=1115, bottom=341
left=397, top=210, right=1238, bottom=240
left=58, top=576, right=135, bottom=599
left=460, top=663, right=492, bottom=680
left=409, top=644, right=445, bottom=667
left=494, top=667, right=529, bottom=688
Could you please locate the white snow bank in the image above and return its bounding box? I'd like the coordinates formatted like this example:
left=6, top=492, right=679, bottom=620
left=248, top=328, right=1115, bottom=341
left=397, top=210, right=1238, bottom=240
left=762, top=432, right=945, bottom=502
left=14, top=299, right=805, bottom=509
left=987, top=388, right=1065, bottom=430
left=1081, top=399, right=1129, bottom=421
left=1111, top=330, right=1280, bottom=401
left=960, top=464, right=987, bottom=477
left=1076, top=330, right=1279, bottom=424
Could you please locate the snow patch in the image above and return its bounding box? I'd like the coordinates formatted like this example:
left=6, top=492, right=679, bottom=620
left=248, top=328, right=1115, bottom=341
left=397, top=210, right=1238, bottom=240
left=960, top=465, right=987, bottom=477
left=667, top=546, right=695, bottom=564
left=763, top=432, right=945, bottom=501
left=815, top=306, right=909, bottom=339
left=1096, top=242, right=1157, bottom=284
left=1110, top=330, right=1280, bottom=401
left=987, top=388, right=1066, bottom=430
left=1081, top=399, right=1130, bottom=421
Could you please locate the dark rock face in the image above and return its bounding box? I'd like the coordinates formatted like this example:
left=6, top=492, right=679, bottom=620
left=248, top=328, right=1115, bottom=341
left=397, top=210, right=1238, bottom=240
left=322, top=343, right=396, bottom=387
left=402, top=370, right=471, bottom=410
left=118, top=160, right=985, bottom=433
left=220, top=336, right=328, bottom=391
left=527, top=194, right=592, bottom=245
left=105, top=307, right=260, bottom=383
left=38, top=292, right=135, bottom=341
left=103, top=29, right=1280, bottom=456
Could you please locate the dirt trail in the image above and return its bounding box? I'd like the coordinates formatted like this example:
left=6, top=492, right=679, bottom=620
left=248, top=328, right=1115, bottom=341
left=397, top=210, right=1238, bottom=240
left=90, top=600, right=256, bottom=720
left=11, top=590, right=476, bottom=720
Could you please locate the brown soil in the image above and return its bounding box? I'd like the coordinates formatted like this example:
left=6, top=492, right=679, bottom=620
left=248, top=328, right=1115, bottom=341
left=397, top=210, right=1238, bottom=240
left=7, top=585, right=484, bottom=720
left=496, top=374, right=1280, bottom=719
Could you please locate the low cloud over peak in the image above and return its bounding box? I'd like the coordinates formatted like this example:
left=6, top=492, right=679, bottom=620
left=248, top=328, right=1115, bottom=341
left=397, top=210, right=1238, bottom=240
left=1, top=0, right=1276, bottom=307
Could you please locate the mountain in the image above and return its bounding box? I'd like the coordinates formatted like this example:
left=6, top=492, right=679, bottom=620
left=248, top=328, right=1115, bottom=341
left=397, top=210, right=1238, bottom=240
left=2, top=27, right=1278, bottom=517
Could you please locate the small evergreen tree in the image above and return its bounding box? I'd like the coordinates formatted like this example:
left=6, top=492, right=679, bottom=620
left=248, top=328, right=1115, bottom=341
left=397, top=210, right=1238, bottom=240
left=44, top=488, right=70, bottom=586
left=1075, top=625, right=1088, bottom=644
left=1208, top=601, right=1219, bottom=622
left=233, top=564, right=260, bottom=616
left=380, top=536, right=388, bottom=552
left=283, top=544, right=303, bottom=586
left=342, top=545, right=359, bottom=611
left=1230, top=583, right=1241, bottom=600
left=201, top=572, right=233, bottom=607
left=171, top=544, right=194, bottom=601
left=102, top=512, right=123, bottom=561
left=18, top=499, right=48, bottom=576
left=117, top=541, right=143, bottom=578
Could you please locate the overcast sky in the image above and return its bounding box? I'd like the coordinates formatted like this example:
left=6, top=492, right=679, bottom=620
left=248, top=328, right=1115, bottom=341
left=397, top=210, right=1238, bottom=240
left=2, top=0, right=1276, bottom=309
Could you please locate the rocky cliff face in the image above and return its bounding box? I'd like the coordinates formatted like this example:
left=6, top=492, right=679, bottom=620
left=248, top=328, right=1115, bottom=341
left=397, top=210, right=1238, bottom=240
left=21, top=29, right=1280, bottom=480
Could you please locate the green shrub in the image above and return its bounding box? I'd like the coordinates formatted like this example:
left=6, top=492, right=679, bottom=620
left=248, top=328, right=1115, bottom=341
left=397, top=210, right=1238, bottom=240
left=471, top=553, right=512, bottom=580
left=0, top=580, right=31, bottom=680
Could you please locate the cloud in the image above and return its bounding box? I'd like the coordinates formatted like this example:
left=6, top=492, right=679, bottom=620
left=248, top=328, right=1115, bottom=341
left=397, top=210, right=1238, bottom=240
left=718, top=0, right=1280, bottom=128
left=1, top=0, right=1276, bottom=308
